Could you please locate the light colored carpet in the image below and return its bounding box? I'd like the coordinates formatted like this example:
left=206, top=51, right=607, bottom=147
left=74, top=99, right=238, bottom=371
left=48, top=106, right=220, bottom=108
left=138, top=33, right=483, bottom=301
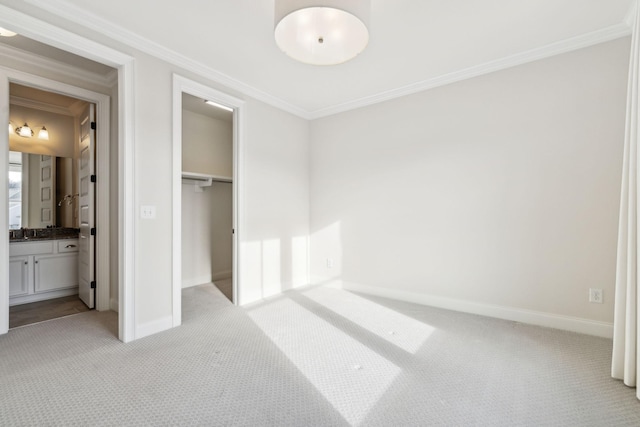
left=0, top=283, right=638, bottom=426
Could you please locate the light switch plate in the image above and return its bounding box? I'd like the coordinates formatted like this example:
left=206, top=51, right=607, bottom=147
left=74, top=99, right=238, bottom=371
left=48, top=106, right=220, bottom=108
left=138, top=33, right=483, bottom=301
left=141, top=205, right=156, bottom=219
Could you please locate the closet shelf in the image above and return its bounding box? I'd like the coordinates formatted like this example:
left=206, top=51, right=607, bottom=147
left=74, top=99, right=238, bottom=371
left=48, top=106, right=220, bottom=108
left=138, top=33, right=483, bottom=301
left=181, top=171, right=232, bottom=191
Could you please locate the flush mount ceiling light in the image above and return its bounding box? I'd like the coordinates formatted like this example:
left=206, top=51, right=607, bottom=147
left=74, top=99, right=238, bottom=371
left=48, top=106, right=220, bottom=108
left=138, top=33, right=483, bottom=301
left=274, top=0, right=370, bottom=66
left=0, top=26, right=17, bottom=37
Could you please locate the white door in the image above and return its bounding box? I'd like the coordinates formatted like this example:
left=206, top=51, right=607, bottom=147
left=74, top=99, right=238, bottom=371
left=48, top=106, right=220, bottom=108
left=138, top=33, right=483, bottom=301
left=78, top=104, right=95, bottom=309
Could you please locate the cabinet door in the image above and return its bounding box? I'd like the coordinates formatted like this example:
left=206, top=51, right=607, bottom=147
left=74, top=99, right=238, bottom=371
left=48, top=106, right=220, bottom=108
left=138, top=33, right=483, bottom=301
left=34, top=253, right=79, bottom=293
left=9, top=256, right=29, bottom=297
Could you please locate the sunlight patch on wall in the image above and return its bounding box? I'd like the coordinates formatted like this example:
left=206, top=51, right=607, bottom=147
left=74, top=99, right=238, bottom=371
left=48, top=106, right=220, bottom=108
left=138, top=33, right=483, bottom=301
left=248, top=298, right=400, bottom=426
left=262, top=239, right=281, bottom=297
left=302, top=287, right=435, bottom=354
left=292, top=235, right=309, bottom=288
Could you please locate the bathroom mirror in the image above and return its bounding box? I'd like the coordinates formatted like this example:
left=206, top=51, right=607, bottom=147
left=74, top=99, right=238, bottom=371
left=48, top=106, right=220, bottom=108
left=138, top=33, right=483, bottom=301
left=9, top=151, right=77, bottom=230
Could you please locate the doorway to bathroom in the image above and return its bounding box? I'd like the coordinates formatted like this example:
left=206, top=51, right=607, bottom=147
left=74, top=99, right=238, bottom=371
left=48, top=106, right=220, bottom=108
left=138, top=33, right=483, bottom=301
left=6, top=83, right=98, bottom=328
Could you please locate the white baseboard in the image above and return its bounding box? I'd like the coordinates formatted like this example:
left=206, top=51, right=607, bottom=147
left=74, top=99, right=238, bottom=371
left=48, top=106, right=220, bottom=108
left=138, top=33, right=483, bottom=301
left=336, top=281, right=613, bottom=339
left=182, top=275, right=212, bottom=289
left=109, top=297, right=118, bottom=313
left=135, top=315, right=174, bottom=340
left=212, top=270, right=232, bottom=281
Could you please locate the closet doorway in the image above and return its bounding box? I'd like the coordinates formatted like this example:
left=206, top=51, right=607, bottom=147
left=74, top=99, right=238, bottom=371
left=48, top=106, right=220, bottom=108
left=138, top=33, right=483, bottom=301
left=172, top=75, right=243, bottom=327
left=180, top=93, right=234, bottom=302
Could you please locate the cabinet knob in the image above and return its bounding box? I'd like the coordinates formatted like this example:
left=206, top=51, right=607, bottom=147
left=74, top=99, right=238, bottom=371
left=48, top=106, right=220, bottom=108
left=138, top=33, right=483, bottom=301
left=35, top=260, right=38, bottom=264
left=24, top=261, right=27, bottom=265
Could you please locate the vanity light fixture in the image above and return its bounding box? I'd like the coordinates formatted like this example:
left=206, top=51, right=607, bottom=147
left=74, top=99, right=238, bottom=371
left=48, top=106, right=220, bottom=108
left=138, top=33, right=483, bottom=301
left=38, top=126, right=49, bottom=140
left=12, top=123, right=50, bottom=140
left=15, top=122, right=33, bottom=138
left=274, top=0, right=370, bottom=65
left=204, top=100, right=234, bottom=112
left=0, top=26, right=17, bottom=37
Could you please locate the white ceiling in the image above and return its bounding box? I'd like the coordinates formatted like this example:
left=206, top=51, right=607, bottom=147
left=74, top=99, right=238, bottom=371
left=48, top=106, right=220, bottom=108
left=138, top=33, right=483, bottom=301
left=1, top=0, right=635, bottom=117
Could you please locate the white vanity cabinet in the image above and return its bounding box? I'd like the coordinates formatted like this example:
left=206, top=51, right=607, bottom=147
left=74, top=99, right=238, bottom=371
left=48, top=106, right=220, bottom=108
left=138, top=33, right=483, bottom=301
left=9, top=256, right=29, bottom=297
left=9, top=239, right=79, bottom=306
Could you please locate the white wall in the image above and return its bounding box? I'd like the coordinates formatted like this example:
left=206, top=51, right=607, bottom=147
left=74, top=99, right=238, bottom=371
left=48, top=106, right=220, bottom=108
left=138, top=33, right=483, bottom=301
left=182, top=109, right=232, bottom=177
left=241, top=100, right=310, bottom=304
left=310, top=38, right=629, bottom=326
left=0, top=0, right=311, bottom=337
left=9, top=105, right=75, bottom=158
left=181, top=109, right=233, bottom=288
left=181, top=182, right=232, bottom=287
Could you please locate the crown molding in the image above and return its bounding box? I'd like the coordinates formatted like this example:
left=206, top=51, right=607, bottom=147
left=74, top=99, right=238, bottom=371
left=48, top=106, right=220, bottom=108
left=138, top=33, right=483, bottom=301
left=10, top=95, right=75, bottom=116
left=23, top=0, right=312, bottom=119
left=0, top=43, right=114, bottom=89
left=308, top=23, right=632, bottom=119
left=68, top=99, right=86, bottom=116
left=19, top=0, right=634, bottom=121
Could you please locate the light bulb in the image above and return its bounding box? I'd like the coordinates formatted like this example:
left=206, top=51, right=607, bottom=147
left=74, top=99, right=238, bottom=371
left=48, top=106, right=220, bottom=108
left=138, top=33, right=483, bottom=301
left=38, top=126, right=49, bottom=140
left=0, top=27, right=17, bottom=37
left=17, top=123, right=33, bottom=138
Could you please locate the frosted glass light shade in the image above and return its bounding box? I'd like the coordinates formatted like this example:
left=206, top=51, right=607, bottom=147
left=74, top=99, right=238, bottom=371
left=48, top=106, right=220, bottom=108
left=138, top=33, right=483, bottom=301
left=0, top=27, right=17, bottom=37
left=275, top=0, right=370, bottom=65
left=16, top=123, right=33, bottom=138
left=38, top=126, right=49, bottom=140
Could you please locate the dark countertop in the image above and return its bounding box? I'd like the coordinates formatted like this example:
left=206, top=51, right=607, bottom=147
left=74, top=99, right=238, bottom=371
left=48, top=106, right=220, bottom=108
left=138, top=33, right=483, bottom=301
left=10, top=234, right=79, bottom=243
left=9, top=227, right=80, bottom=243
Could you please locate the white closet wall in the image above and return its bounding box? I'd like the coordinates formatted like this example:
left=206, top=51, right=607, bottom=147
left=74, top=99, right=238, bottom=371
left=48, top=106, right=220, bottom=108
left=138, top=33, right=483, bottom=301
left=182, top=108, right=233, bottom=288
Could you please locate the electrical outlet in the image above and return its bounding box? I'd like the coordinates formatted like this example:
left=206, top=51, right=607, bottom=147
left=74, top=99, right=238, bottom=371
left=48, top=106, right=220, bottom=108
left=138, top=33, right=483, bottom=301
left=589, top=288, right=603, bottom=304
left=326, top=258, right=334, bottom=269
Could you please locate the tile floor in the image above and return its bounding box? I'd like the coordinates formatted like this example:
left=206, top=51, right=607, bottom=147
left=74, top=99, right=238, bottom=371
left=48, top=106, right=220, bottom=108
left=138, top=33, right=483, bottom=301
left=9, top=295, right=90, bottom=328
left=213, top=277, right=232, bottom=302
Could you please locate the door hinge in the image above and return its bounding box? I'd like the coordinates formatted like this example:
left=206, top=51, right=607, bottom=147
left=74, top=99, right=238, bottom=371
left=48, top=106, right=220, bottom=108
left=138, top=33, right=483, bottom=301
left=91, top=227, right=96, bottom=236
left=90, top=281, right=96, bottom=289
left=232, top=228, right=235, bottom=234
left=90, top=121, right=96, bottom=130
left=90, top=174, right=96, bottom=183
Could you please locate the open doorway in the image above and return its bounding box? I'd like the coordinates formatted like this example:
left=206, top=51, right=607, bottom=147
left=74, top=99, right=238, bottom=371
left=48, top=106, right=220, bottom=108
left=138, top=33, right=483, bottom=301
left=7, top=83, right=99, bottom=328
left=172, top=75, right=244, bottom=327
left=180, top=93, right=233, bottom=302
left=0, top=8, right=135, bottom=341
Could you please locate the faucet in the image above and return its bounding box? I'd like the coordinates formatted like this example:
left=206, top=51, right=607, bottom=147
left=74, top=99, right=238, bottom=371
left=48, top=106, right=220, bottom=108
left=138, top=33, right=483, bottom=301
left=58, top=194, right=79, bottom=207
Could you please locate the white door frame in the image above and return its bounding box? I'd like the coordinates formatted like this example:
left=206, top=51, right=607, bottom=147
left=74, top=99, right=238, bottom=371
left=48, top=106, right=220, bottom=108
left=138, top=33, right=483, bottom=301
left=0, top=5, right=136, bottom=342
left=172, top=74, right=244, bottom=326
